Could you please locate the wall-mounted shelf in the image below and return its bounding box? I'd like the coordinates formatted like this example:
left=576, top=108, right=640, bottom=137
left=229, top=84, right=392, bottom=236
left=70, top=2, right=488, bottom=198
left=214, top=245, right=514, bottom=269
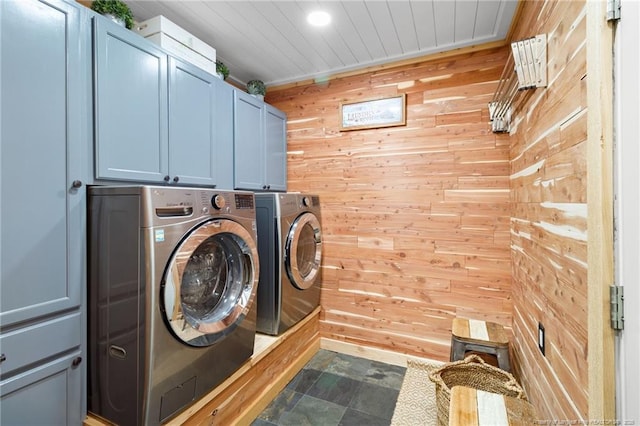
left=489, top=34, right=547, bottom=133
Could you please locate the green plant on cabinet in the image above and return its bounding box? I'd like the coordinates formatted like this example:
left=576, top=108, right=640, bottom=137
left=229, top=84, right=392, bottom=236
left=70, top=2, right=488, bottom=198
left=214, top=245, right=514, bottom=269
left=216, top=60, right=229, bottom=80
left=247, top=79, right=266, bottom=96
left=91, top=0, right=134, bottom=29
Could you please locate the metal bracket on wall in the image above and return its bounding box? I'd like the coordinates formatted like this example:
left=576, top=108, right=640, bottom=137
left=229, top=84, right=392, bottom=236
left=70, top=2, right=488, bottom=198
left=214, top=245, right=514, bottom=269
left=607, top=0, right=621, bottom=21
left=489, top=34, right=547, bottom=133
left=511, top=34, right=547, bottom=90
left=610, top=285, right=624, bottom=330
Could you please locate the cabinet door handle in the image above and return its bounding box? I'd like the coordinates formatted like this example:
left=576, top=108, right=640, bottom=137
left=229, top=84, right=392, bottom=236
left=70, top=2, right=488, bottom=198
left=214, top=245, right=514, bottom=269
left=0, top=353, right=6, bottom=363
left=173, top=176, right=180, bottom=183
left=72, top=180, right=83, bottom=189
left=164, top=175, right=170, bottom=182
left=72, top=356, right=82, bottom=367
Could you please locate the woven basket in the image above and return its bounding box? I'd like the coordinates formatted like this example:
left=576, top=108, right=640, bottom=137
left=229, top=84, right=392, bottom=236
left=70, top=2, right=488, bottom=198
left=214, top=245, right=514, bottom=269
left=428, top=354, right=526, bottom=426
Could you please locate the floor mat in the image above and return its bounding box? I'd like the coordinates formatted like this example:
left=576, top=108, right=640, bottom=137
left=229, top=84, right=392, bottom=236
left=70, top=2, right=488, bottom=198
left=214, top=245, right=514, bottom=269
left=390, top=358, right=443, bottom=426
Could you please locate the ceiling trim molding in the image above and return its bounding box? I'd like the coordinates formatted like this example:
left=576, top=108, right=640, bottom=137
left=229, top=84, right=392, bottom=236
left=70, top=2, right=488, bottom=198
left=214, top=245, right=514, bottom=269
left=267, top=39, right=510, bottom=93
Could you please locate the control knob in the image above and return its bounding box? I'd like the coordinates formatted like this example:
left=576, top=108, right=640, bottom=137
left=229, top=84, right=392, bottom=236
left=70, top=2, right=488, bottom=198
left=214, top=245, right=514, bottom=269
left=302, top=196, right=311, bottom=207
left=211, top=194, right=226, bottom=210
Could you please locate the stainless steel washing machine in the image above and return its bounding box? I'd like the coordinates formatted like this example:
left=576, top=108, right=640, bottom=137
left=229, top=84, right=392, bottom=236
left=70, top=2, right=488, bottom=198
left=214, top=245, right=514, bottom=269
left=255, top=193, right=322, bottom=335
left=87, top=186, right=259, bottom=425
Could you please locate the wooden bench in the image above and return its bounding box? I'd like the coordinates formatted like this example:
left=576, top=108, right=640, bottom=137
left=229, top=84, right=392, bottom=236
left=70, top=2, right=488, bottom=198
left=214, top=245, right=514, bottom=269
left=449, top=385, right=535, bottom=425
left=450, top=318, right=511, bottom=372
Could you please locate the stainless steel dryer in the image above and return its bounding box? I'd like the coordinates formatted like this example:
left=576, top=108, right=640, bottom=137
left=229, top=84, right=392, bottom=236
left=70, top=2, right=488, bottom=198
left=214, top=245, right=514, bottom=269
left=255, top=193, right=322, bottom=335
left=87, top=186, right=259, bottom=425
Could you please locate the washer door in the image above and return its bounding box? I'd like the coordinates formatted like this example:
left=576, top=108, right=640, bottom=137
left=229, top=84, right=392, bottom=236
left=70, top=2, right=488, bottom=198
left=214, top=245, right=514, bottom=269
left=285, top=212, right=322, bottom=290
left=162, top=219, right=259, bottom=347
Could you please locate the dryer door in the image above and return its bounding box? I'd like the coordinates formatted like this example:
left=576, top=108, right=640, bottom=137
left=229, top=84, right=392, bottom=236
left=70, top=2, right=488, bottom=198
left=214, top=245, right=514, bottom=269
left=285, top=212, right=322, bottom=290
left=162, top=219, right=259, bottom=347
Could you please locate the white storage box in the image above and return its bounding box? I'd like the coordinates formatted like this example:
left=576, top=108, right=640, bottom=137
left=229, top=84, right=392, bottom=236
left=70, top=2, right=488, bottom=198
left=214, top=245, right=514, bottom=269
left=135, top=15, right=216, bottom=75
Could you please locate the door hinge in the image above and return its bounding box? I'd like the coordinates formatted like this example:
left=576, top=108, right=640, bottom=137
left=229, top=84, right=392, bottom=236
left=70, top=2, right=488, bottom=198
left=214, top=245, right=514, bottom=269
left=610, top=285, right=624, bottom=330
left=607, top=0, right=621, bottom=21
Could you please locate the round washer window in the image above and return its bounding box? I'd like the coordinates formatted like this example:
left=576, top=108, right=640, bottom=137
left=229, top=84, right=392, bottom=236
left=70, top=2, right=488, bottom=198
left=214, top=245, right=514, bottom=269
left=181, top=234, right=242, bottom=324
left=163, top=219, right=259, bottom=347
left=295, top=222, right=318, bottom=279
left=286, top=212, right=322, bottom=290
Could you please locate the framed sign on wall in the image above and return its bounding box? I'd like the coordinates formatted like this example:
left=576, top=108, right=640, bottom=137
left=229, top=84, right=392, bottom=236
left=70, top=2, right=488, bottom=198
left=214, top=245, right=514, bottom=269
left=340, top=94, right=406, bottom=131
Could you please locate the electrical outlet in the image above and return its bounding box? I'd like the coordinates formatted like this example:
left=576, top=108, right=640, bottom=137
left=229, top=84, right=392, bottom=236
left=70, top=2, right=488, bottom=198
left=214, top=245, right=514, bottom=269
left=538, top=322, right=545, bottom=356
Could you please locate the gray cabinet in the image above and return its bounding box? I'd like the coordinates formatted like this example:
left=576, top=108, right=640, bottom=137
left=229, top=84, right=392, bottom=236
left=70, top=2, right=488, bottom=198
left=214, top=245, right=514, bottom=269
left=94, top=18, right=230, bottom=187
left=94, top=17, right=169, bottom=183
left=233, top=91, right=287, bottom=191
left=0, top=0, right=87, bottom=423
left=169, top=57, right=233, bottom=187
left=264, top=104, right=288, bottom=191
left=213, top=79, right=235, bottom=190
left=233, top=91, right=264, bottom=190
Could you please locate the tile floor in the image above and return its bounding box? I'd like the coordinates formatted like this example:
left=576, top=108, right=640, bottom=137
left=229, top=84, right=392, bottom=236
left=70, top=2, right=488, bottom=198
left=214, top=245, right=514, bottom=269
left=251, top=349, right=406, bottom=426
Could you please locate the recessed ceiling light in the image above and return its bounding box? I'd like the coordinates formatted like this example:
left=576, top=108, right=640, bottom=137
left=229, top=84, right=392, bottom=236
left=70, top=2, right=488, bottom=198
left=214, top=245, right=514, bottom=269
left=307, top=11, right=331, bottom=27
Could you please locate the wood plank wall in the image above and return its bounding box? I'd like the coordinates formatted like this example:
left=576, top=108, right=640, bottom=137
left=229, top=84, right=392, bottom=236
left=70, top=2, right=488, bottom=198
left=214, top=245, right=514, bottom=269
left=267, top=46, right=512, bottom=362
left=508, top=0, right=588, bottom=421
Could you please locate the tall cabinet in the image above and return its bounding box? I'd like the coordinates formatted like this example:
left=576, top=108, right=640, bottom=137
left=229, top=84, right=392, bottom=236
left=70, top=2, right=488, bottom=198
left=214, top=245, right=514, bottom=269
left=0, top=0, right=87, bottom=424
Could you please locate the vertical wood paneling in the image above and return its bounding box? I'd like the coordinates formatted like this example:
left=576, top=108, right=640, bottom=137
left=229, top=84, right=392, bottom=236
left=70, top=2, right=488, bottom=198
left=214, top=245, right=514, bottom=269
left=509, top=0, right=589, bottom=422
left=585, top=0, right=616, bottom=420
left=268, top=46, right=511, bottom=361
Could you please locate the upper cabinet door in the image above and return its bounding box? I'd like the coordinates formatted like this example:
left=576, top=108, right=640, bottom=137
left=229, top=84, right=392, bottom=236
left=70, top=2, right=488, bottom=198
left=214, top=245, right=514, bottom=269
left=234, top=91, right=265, bottom=190
left=213, top=79, right=235, bottom=190
left=264, top=104, right=287, bottom=192
left=0, top=0, right=84, bottom=326
left=168, top=57, right=217, bottom=186
left=93, top=17, right=169, bottom=182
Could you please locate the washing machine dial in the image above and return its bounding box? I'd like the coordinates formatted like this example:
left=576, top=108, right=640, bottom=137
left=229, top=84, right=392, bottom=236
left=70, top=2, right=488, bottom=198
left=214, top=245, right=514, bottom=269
left=302, top=196, right=311, bottom=207
left=211, top=194, right=226, bottom=210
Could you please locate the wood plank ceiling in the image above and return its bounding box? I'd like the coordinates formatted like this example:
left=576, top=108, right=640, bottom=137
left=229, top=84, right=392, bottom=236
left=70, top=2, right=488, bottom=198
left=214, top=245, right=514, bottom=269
left=124, top=0, right=519, bottom=87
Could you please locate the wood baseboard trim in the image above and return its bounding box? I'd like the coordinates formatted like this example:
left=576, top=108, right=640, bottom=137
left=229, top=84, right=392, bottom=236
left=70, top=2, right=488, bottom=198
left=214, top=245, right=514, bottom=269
left=320, top=337, right=443, bottom=367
